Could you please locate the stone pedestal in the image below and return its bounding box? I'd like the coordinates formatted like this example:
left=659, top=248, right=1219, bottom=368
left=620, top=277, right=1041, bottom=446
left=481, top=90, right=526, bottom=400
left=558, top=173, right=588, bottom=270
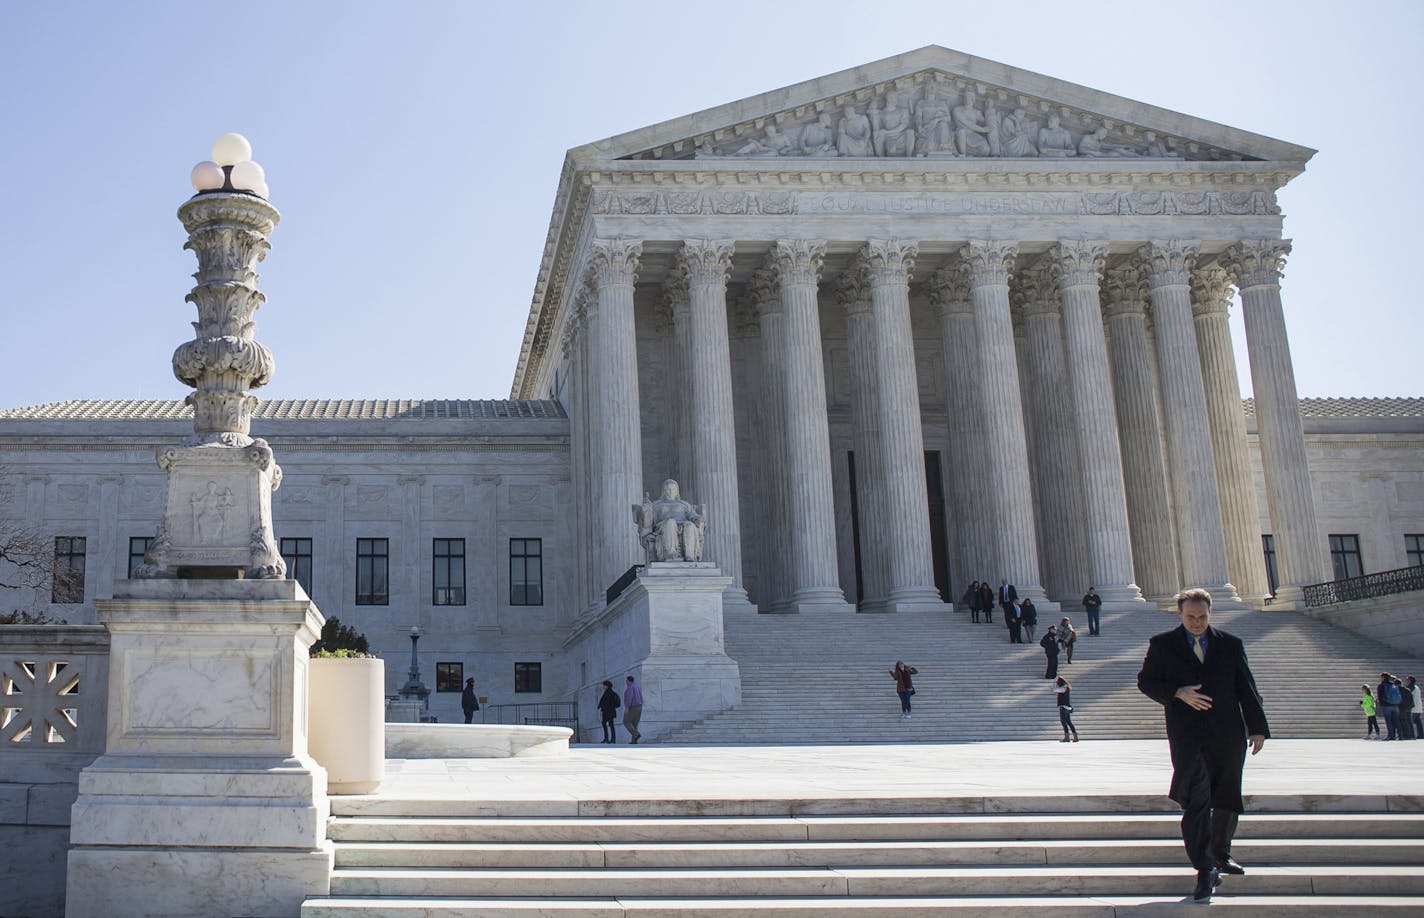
left=569, top=563, right=741, bottom=741
left=66, top=579, right=331, bottom=918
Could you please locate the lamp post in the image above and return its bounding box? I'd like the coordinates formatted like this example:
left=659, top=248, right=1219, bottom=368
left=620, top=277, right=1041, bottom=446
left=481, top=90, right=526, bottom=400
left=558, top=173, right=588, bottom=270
left=399, top=625, right=431, bottom=715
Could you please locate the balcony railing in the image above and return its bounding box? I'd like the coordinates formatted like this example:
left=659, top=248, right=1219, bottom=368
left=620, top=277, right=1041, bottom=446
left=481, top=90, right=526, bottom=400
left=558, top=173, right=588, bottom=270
left=1303, top=565, right=1424, bottom=607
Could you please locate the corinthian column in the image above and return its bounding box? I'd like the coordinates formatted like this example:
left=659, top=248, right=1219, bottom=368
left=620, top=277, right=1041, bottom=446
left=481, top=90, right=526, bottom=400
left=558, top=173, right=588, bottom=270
left=1013, top=257, right=1088, bottom=602
left=963, top=240, right=1052, bottom=606
left=863, top=239, right=944, bottom=611
left=750, top=269, right=790, bottom=610
left=1102, top=263, right=1180, bottom=600
left=587, top=238, right=645, bottom=591
left=771, top=240, right=852, bottom=612
left=1225, top=239, right=1328, bottom=605
left=1190, top=264, right=1270, bottom=602
left=1052, top=241, right=1144, bottom=604
left=837, top=262, right=886, bottom=608
left=677, top=239, right=749, bottom=605
left=928, top=260, right=996, bottom=588
left=663, top=267, right=693, bottom=488
left=1141, top=241, right=1238, bottom=603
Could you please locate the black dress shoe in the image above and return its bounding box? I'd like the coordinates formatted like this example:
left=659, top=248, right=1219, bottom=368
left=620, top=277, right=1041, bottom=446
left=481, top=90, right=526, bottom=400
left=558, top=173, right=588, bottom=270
left=1192, top=868, right=1221, bottom=901
left=1217, top=855, right=1246, bottom=875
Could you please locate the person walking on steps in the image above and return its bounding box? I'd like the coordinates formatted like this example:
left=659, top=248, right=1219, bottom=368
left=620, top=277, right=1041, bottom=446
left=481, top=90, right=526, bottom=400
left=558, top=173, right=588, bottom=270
left=1040, top=625, right=1060, bottom=679
left=1020, top=596, right=1038, bottom=643
left=890, top=661, right=918, bottom=719
left=1361, top=684, right=1380, bottom=739
left=964, top=580, right=982, bottom=623
left=979, top=580, right=995, bottom=623
left=461, top=677, right=480, bottom=725
left=1137, top=588, right=1269, bottom=903
left=1082, top=586, right=1102, bottom=636
left=597, top=680, right=620, bottom=743
left=623, top=675, right=644, bottom=744
left=1055, top=676, right=1079, bottom=742
left=1058, top=617, right=1077, bottom=664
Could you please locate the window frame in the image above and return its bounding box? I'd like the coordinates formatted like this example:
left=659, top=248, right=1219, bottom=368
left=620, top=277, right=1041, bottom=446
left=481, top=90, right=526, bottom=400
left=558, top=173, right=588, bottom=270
left=432, top=538, right=466, bottom=606
left=1405, top=534, right=1424, bottom=569
left=1328, top=533, right=1364, bottom=581
left=52, top=536, right=87, bottom=604
left=355, top=537, right=390, bottom=606
left=514, top=661, right=542, bottom=694
left=127, top=536, right=154, bottom=580
left=435, top=662, right=464, bottom=693
left=280, top=537, right=314, bottom=599
left=1261, top=534, right=1278, bottom=598
left=509, top=537, right=544, bottom=606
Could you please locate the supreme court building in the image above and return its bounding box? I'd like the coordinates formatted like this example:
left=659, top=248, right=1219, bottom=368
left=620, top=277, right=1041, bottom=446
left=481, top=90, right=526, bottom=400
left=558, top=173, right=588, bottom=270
left=2, top=47, right=1422, bottom=725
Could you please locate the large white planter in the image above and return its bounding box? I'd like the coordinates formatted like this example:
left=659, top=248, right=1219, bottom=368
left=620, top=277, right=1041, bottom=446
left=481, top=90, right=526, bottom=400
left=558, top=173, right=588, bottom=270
left=308, top=656, right=385, bottom=794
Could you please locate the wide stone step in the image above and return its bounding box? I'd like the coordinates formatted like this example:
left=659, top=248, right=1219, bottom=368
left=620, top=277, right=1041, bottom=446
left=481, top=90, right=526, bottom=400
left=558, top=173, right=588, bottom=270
left=333, top=837, right=1424, bottom=869
left=325, top=864, right=1424, bottom=898
left=300, top=894, right=1424, bottom=917
left=330, top=812, right=1424, bottom=844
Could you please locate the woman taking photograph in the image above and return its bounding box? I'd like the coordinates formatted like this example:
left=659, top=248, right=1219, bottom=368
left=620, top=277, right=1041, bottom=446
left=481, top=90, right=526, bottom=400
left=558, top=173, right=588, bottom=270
left=889, top=661, right=918, bottom=720
left=1055, top=676, right=1079, bottom=742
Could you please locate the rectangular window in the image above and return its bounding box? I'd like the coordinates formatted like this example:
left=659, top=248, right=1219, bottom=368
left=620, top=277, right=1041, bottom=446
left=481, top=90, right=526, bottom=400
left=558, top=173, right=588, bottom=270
left=1406, top=534, right=1424, bottom=568
left=280, top=537, right=314, bottom=598
left=433, top=538, right=466, bottom=606
left=514, top=662, right=542, bottom=694
left=355, top=538, right=389, bottom=605
left=435, top=662, right=463, bottom=693
left=1261, top=534, right=1278, bottom=597
left=1329, top=534, right=1364, bottom=581
left=127, top=536, right=154, bottom=580
left=52, top=536, right=86, bottom=604
left=510, top=538, right=543, bottom=606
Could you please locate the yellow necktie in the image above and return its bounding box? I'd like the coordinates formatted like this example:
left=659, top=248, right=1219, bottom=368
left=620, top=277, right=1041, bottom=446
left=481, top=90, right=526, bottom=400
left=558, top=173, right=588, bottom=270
left=1193, top=637, right=1205, bottom=663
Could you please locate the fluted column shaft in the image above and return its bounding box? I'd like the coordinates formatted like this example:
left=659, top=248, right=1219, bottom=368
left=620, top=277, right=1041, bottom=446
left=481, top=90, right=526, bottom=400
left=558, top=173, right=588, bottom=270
left=752, top=270, right=791, bottom=609
left=930, top=262, right=996, bottom=588
left=680, top=239, right=747, bottom=599
left=1141, top=241, right=1236, bottom=601
left=773, top=240, right=850, bottom=609
left=1015, top=260, right=1088, bottom=602
left=587, top=238, right=645, bottom=591
left=1102, top=265, right=1180, bottom=599
left=1191, top=265, right=1269, bottom=602
left=864, top=239, right=943, bottom=609
left=665, top=275, right=693, bottom=488
left=1226, top=240, right=1328, bottom=603
left=839, top=265, right=887, bottom=606
left=963, top=241, right=1049, bottom=602
left=1053, top=242, right=1144, bottom=603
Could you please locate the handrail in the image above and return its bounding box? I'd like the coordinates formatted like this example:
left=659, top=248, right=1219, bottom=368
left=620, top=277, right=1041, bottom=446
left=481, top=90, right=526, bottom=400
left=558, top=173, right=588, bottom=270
left=485, top=700, right=580, bottom=743
left=1303, top=565, right=1424, bottom=607
left=606, top=564, right=643, bottom=605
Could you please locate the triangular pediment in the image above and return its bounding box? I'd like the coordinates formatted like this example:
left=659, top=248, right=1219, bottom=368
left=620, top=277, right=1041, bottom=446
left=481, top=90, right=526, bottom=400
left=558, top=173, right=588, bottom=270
left=574, top=46, right=1312, bottom=165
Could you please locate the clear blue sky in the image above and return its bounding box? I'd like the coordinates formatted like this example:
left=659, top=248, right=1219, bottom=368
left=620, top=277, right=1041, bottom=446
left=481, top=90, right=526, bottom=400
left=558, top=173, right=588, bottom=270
left=2, top=0, right=1419, bottom=405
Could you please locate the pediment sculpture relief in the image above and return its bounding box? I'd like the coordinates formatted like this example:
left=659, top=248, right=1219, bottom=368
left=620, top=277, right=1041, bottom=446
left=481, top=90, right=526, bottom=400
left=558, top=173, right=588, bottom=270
left=647, top=77, right=1228, bottom=163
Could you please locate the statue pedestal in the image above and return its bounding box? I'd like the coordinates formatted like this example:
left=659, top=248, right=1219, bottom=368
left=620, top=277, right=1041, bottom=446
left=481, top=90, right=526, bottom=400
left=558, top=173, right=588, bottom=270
left=66, top=580, right=331, bottom=918
left=569, top=563, right=740, bottom=742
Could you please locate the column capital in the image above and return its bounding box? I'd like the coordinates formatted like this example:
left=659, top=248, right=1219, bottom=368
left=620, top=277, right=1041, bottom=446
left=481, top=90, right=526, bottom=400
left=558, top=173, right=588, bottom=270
left=663, top=263, right=691, bottom=317
left=926, top=260, right=972, bottom=315
left=960, top=240, right=1018, bottom=288
left=1224, top=238, right=1291, bottom=290
left=1138, top=240, right=1200, bottom=288
left=862, top=238, right=918, bottom=287
left=677, top=239, right=735, bottom=287
left=587, top=237, right=643, bottom=288
left=1101, top=262, right=1150, bottom=318
left=1012, top=258, right=1061, bottom=319
left=749, top=266, right=782, bottom=321
left=1052, top=240, right=1109, bottom=289
left=770, top=239, right=826, bottom=286
left=835, top=260, right=872, bottom=315
left=1190, top=264, right=1234, bottom=318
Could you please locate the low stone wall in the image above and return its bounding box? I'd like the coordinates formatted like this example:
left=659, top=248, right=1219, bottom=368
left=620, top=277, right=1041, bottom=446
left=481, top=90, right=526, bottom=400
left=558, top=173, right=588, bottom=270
left=1304, top=591, right=1424, bottom=659
left=386, top=722, right=570, bottom=758
left=0, top=625, right=110, bottom=918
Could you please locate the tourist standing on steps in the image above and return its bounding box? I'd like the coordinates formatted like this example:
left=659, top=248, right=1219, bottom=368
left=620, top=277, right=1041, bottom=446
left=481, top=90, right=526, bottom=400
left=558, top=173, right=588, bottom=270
left=1040, top=625, right=1060, bottom=679
left=1055, top=676, right=1078, bottom=742
left=1082, top=586, right=1102, bottom=636
left=1006, top=600, right=1023, bottom=644
left=1408, top=677, right=1424, bottom=738
left=978, top=580, right=995, bottom=623
left=1137, top=588, right=1269, bottom=903
left=1020, top=596, right=1038, bottom=643
left=461, top=677, right=480, bottom=724
left=1058, top=617, right=1077, bottom=664
left=890, top=661, right=918, bottom=719
left=964, top=580, right=982, bottom=622
left=1378, top=673, right=1402, bottom=740
left=998, top=578, right=1018, bottom=624
left=1361, top=684, right=1380, bottom=739
left=623, top=675, right=644, bottom=744
left=1396, top=676, right=1415, bottom=739
left=597, top=680, right=620, bottom=743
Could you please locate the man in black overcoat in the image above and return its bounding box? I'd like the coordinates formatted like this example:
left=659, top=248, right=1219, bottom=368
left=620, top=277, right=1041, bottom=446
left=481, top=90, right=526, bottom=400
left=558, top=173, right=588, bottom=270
left=1137, top=588, right=1269, bottom=902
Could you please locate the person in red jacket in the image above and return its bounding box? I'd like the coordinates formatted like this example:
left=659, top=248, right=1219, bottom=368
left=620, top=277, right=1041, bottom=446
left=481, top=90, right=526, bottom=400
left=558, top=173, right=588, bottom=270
left=889, top=661, right=918, bottom=719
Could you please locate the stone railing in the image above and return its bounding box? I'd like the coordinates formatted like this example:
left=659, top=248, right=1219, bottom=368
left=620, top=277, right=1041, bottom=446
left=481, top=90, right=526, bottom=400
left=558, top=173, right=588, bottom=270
left=1303, top=565, right=1424, bottom=608
left=486, top=701, right=581, bottom=742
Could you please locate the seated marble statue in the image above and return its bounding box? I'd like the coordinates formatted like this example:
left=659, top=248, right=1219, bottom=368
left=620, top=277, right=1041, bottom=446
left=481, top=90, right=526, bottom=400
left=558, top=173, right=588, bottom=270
left=633, top=479, right=707, bottom=563
left=1037, top=114, right=1077, bottom=157
left=1078, top=127, right=1138, bottom=157
left=871, top=90, right=915, bottom=157
left=735, top=124, right=792, bottom=157
left=837, top=104, right=874, bottom=157
left=952, top=92, right=994, bottom=157
left=913, top=88, right=953, bottom=154
left=799, top=112, right=838, bottom=156
left=999, top=108, right=1038, bottom=157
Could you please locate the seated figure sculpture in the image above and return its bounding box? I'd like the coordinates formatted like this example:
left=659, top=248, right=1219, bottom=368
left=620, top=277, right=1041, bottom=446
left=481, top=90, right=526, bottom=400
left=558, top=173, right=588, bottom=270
left=634, top=479, right=707, bottom=563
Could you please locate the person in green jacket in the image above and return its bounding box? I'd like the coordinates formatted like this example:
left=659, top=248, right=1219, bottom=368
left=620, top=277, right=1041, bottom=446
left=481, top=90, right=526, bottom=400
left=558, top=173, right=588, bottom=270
left=1362, top=684, right=1380, bottom=739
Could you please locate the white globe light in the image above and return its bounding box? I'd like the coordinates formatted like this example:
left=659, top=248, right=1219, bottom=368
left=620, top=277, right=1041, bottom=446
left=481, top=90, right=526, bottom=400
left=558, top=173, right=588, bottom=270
left=190, top=161, right=225, bottom=192
left=211, top=133, right=253, bottom=166
left=229, top=159, right=266, bottom=192
left=252, top=180, right=270, bottom=199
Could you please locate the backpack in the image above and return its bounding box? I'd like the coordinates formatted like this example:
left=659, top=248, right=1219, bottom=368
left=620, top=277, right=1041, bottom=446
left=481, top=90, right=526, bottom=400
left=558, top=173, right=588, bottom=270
left=1385, top=683, right=1402, bottom=704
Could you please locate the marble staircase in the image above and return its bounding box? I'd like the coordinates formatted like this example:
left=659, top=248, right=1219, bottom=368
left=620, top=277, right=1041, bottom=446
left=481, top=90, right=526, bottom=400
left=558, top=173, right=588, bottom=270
left=302, top=792, right=1424, bottom=915
left=657, top=605, right=1422, bottom=744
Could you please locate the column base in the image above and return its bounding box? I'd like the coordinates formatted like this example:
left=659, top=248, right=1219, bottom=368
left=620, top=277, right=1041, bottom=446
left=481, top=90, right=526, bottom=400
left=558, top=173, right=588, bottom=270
left=883, top=586, right=951, bottom=613
left=722, top=586, right=758, bottom=615
left=1017, top=586, right=1062, bottom=613
left=1263, top=585, right=1306, bottom=611
left=788, top=586, right=857, bottom=615
left=1201, top=582, right=1249, bottom=610
left=1093, top=583, right=1147, bottom=605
